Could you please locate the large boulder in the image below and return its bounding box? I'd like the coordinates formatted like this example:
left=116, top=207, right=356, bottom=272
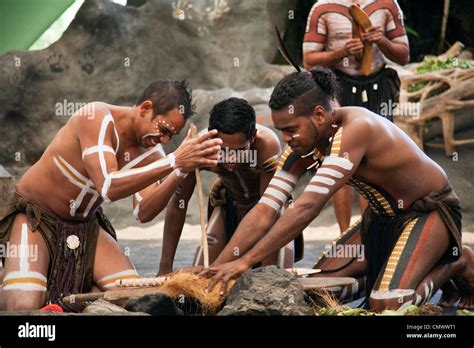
left=218, top=266, right=315, bottom=316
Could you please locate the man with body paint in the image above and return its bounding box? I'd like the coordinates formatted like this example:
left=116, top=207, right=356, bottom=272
left=302, top=0, right=410, bottom=234
left=200, top=67, right=474, bottom=312
left=132, top=97, right=301, bottom=275
left=0, top=80, right=222, bottom=311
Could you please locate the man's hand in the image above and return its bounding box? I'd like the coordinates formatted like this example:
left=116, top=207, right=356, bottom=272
left=345, top=38, right=364, bottom=56
left=361, top=26, right=384, bottom=44
left=201, top=258, right=252, bottom=295
left=174, top=128, right=222, bottom=173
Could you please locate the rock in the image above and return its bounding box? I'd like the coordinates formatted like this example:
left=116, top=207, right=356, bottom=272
left=83, top=298, right=130, bottom=314
left=218, top=265, right=315, bottom=316
left=125, top=292, right=183, bottom=316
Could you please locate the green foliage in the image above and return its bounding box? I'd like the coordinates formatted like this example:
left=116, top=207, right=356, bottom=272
left=416, top=56, right=473, bottom=75
left=456, top=309, right=474, bottom=316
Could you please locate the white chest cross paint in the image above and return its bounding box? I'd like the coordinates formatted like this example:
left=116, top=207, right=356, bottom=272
left=54, top=113, right=170, bottom=217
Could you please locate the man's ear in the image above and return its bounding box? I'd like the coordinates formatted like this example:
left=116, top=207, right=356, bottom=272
left=139, top=100, right=153, bottom=117
left=311, top=105, right=326, bottom=125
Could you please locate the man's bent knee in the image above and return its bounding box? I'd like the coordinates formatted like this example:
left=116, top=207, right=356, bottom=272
left=1, top=292, right=46, bottom=311
left=368, top=288, right=416, bottom=312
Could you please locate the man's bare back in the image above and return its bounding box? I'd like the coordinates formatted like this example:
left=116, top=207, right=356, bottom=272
left=336, top=106, right=448, bottom=208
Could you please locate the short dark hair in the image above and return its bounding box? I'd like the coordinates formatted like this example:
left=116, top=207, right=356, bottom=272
left=209, top=97, right=256, bottom=140
left=268, top=66, right=339, bottom=115
left=136, top=80, right=194, bottom=119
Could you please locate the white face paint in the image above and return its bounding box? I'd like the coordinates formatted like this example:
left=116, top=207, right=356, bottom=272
left=142, top=132, right=162, bottom=147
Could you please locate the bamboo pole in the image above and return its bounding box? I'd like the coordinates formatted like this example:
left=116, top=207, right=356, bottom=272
left=189, top=123, right=210, bottom=268
left=439, top=0, right=450, bottom=54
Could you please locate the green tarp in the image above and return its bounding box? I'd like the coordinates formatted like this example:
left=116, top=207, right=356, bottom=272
left=0, top=0, right=74, bottom=55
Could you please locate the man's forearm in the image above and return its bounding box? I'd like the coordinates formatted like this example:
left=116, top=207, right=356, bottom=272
left=101, top=154, right=175, bottom=202
left=377, top=37, right=409, bottom=65
left=243, top=202, right=320, bottom=266
left=136, top=171, right=185, bottom=222
left=212, top=204, right=277, bottom=266
left=303, top=47, right=347, bottom=69
left=159, top=201, right=188, bottom=272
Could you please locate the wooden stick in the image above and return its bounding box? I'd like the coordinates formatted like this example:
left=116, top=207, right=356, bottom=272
left=115, top=276, right=168, bottom=288
left=62, top=287, right=166, bottom=304
left=349, top=5, right=373, bottom=76
left=439, top=0, right=450, bottom=54
left=189, top=123, right=210, bottom=268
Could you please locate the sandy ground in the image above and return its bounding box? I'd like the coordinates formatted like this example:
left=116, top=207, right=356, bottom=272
left=116, top=215, right=473, bottom=314
left=117, top=216, right=474, bottom=275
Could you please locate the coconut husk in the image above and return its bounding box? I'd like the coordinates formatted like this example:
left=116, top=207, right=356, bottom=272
left=158, top=271, right=236, bottom=314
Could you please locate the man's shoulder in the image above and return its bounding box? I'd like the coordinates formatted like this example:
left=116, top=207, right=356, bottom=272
left=74, top=102, right=118, bottom=134
left=339, top=108, right=375, bottom=137
left=255, top=124, right=281, bottom=150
